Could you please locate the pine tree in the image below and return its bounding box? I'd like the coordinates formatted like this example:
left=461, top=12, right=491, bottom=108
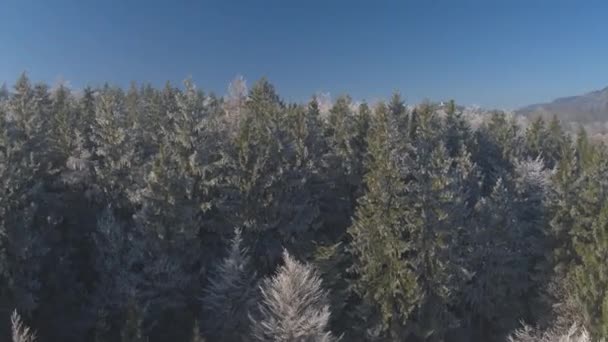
left=228, top=78, right=320, bottom=269
left=90, top=208, right=144, bottom=341
left=350, top=102, right=474, bottom=340
left=0, top=82, right=9, bottom=101
left=525, top=117, right=548, bottom=159
left=90, top=86, right=140, bottom=210
left=575, top=126, right=595, bottom=172
left=8, top=73, right=48, bottom=160
left=351, top=101, right=372, bottom=197
left=549, top=141, right=579, bottom=275
left=223, top=75, right=248, bottom=134
left=444, top=99, right=472, bottom=157
left=529, top=115, right=568, bottom=169
left=388, top=92, right=408, bottom=137
left=348, top=102, right=419, bottom=338
left=508, top=322, right=591, bottom=342
left=571, top=200, right=608, bottom=339
left=250, top=250, right=338, bottom=342
left=325, top=95, right=359, bottom=211
left=0, top=75, right=50, bottom=317
left=48, top=82, right=78, bottom=165
left=201, top=229, right=257, bottom=342
left=473, top=111, right=522, bottom=195
left=11, top=310, right=36, bottom=342
left=465, top=159, right=549, bottom=338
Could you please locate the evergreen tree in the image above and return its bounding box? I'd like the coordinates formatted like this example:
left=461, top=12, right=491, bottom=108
left=473, top=111, right=521, bottom=195
left=549, top=142, right=579, bottom=276
left=90, top=208, right=144, bottom=342
left=250, top=250, right=338, bottom=342
left=0, top=83, right=8, bottom=101
left=90, top=86, right=139, bottom=210
left=348, top=102, right=420, bottom=339
left=8, top=73, right=48, bottom=161
left=325, top=95, right=359, bottom=212
left=567, top=143, right=608, bottom=339
left=465, top=158, right=549, bottom=338
left=48, top=82, right=78, bottom=165
left=388, top=92, right=408, bottom=135
left=228, top=78, right=320, bottom=269
left=11, top=310, right=36, bottom=342
left=444, top=99, right=472, bottom=157
left=525, top=117, right=548, bottom=159
left=571, top=200, right=608, bottom=339
left=0, top=75, right=51, bottom=318
left=201, top=229, right=257, bottom=342
left=575, top=126, right=595, bottom=171
left=351, top=101, right=372, bottom=197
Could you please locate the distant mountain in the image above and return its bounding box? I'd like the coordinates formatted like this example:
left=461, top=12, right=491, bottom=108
left=517, top=86, right=608, bottom=123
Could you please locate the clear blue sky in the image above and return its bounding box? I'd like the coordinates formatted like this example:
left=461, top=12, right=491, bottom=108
left=1, top=0, right=608, bottom=109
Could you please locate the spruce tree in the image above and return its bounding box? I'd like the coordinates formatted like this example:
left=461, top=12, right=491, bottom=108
left=567, top=143, right=608, bottom=339
left=465, top=158, right=549, bottom=338
left=549, top=142, right=579, bottom=275
left=201, top=229, right=257, bottom=342
left=48, top=82, right=78, bottom=166
left=473, top=111, right=522, bottom=195
left=348, top=102, right=419, bottom=338
left=11, top=310, right=36, bottom=342
left=0, top=75, right=51, bottom=317
left=388, top=92, right=408, bottom=137
left=228, top=78, right=320, bottom=269
left=0, top=83, right=8, bottom=101
left=325, top=95, right=359, bottom=212
left=250, top=250, right=338, bottom=342
left=571, top=200, right=608, bottom=339
left=90, top=208, right=144, bottom=341
left=524, top=117, right=548, bottom=158
left=90, top=86, right=138, bottom=209
left=443, top=99, right=472, bottom=157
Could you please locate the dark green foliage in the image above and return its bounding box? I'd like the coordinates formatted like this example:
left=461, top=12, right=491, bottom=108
left=227, top=79, right=322, bottom=270
left=0, top=73, right=605, bottom=342
left=444, top=100, right=473, bottom=158
left=349, top=102, right=418, bottom=338
left=571, top=200, right=608, bottom=338
left=472, top=111, right=522, bottom=195
left=201, top=229, right=257, bottom=341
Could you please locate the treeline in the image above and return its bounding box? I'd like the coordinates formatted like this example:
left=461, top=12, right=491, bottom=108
left=0, top=74, right=606, bottom=341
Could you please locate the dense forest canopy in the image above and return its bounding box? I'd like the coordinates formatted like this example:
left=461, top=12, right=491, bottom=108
left=0, top=73, right=606, bottom=342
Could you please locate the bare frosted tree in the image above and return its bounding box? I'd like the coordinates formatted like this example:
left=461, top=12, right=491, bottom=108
left=11, top=310, right=36, bottom=342
left=224, top=75, right=248, bottom=132
left=201, top=228, right=257, bottom=341
left=313, top=92, right=332, bottom=118
left=250, top=250, right=338, bottom=342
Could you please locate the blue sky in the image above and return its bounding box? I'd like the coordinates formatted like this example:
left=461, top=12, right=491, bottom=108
left=1, top=0, right=607, bottom=109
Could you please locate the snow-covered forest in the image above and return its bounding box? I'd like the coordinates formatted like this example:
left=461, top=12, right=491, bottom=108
left=0, top=73, right=606, bottom=342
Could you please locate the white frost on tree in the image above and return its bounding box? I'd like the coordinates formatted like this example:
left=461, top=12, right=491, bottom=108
left=314, top=92, right=332, bottom=118
left=515, top=157, right=550, bottom=195
left=224, top=75, right=248, bottom=132
left=508, top=323, right=592, bottom=342
left=11, top=310, right=36, bottom=342
left=250, top=250, right=338, bottom=342
left=201, top=228, right=257, bottom=341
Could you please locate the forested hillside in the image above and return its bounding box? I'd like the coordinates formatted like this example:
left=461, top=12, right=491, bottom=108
left=517, top=86, right=608, bottom=140
left=0, top=74, right=606, bottom=342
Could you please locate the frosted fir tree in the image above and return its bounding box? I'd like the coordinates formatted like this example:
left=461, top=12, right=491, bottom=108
left=11, top=310, right=36, bottom=342
left=201, top=228, right=257, bottom=341
left=250, top=250, right=338, bottom=342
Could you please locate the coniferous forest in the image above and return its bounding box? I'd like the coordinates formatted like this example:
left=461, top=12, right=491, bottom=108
left=1, top=73, right=607, bottom=342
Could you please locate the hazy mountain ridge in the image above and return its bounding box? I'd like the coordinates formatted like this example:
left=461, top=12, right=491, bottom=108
left=517, top=86, right=608, bottom=124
